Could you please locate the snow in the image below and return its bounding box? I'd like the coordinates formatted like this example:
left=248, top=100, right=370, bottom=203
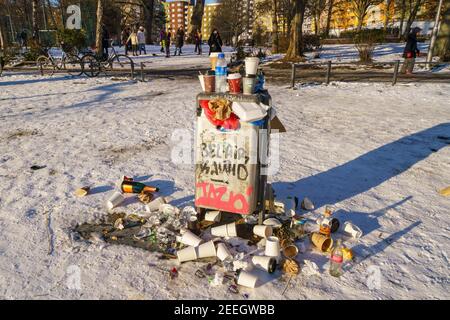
left=0, top=53, right=449, bottom=300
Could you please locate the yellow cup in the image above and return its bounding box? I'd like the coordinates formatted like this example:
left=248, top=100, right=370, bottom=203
left=311, top=232, right=333, bottom=252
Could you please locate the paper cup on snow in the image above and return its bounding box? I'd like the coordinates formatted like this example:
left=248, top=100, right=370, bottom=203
left=177, top=246, right=197, bottom=263
left=216, top=243, right=232, bottom=261
left=211, top=224, right=228, bottom=237
left=252, top=256, right=277, bottom=273
left=245, top=57, right=260, bottom=75
left=106, top=191, right=125, bottom=210
left=265, top=236, right=281, bottom=257
left=205, top=210, right=221, bottom=222
left=146, top=197, right=167, bottom=212
left=342, top=221, right=362, bottom=238
left=196, top=240, right=216, bottom=258
left=311, top=232, right=333, bottom=252
left=179, top=230, right=202, bottom=247
left=226, top=223, right=237, bottom=237
left=282, top=244, right=299, bottom=259
left=237, top=270, right=258, bottom=288
left=253, top=225, right=273, bottom=238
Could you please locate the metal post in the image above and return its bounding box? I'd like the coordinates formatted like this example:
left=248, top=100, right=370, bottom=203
left=392, top=60, right=400, bottom=86
left=39, top=62, right=44, bottom=76
left=140, top=62, right=145, bottom=82
left=325, top=60, right=332, bottom=85
left=130, top=60, right=134, bottom=79
left=291, top=63, right=296, bottom=88
left=426, top=0, right=444, bottom=70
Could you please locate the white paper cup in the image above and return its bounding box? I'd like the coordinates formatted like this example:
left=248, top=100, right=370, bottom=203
left=106, top=191, right=125, bottom=210
left=177, top=246, right=197, bottom=263
left=179, top=230, right=202, bottom=247
left=205, top=210, right=221, bottom=222
left=252, top=256, right=277, bottom=273
left=253, top=225, right=273, bottom=238
left=245, top=57, right=260, bottom=75
left=237, top=270, right=258, bottom=288
left=342, top=222, right=362, bottom=238
left=216, top=242, right=232, bottom=261
left=265, top=236, right=281, bottom=257
left=196, top=240, right=216, bottom=258
left=198, top=75, right=205, bottom=92
left=226, top=223, right=237, bottom=237
left=211, top=224, right=228, bottom=237
left=146, top=197, right=167, bottom=212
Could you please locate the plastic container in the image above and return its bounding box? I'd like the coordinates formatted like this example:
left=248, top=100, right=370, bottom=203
left=106, top=191, right=125, bottom=210
left=215, top=53, right=228, bottom=93
left=232, top=101, right=267, bottom=122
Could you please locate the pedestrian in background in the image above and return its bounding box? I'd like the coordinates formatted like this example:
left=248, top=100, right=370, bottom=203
left=174, top=27, right=185, bottom=56
left=165, top=28, right=172, bottom=58
left=121, top=27, right=131, bottom=56
left=401, top=27, right=422, bottom=74
left=194, top=29, right=202, bottom=55
left=127, top=27, right=139, bottom=57
left=208, top=29, right=222, bottom=55
left=137, top=26, right=146, bottom=55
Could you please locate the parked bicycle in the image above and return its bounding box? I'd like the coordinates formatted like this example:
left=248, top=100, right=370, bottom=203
left=36, top=44, right=83, bottom=76
left=81, top=40, right=134, bottom=77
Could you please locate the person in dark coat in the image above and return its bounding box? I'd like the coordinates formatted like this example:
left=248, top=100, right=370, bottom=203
left=208, top=29, right=223, bottom=55
left=194, top=29, right=202, bottom=55
left=165, top=28, right=172, bottom=58
left=121, top=28, right=131, bottom=56
left=401, top=27, right=421, bottom=74
left=174, top=27, right=185, bottom=56
left=102, top=25, right=110, bottom=58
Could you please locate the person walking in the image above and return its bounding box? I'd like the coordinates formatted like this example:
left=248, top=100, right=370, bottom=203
left=121, top=27, right=131, bottom=56
left=102, top=25, right=110, bottom=58
left=159, top=29, right=166, bottom=53
left=137, top=26, right=146, bottom=55
left=127, top=27, right=139, bottom=57
left=174, top=27, right=185, bottom=56
left=401, top=27, right=422, bottom=74
left=165, top=28, right=172, bottom=58
left=194, top=29, right=202, bottom=55
left=208, top=29, right=223, bottom=55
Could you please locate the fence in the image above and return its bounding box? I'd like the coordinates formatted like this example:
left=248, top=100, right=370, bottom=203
left=290, top=60, right=444, bottom=87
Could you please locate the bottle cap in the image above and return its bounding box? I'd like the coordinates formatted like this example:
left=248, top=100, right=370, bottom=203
left=218, top=53, right=225, bottom=59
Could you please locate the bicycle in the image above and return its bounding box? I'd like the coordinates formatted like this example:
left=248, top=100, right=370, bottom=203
left=81, top=40, right=134, bottom=77
left=36, top=45, right=83, bottom=76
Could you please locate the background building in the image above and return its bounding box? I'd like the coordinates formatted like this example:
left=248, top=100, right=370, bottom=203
left=163, top=0, right=192, bottom=33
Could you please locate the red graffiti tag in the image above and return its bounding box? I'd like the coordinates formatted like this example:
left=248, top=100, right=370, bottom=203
left=195, top=182, right=253, bottom=214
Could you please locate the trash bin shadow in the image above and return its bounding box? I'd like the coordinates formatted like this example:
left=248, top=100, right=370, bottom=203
left=253, top=268, right=283, bottom=288
left=89, top=185, right=115, bottom=195
left=350, top=220, right=422, bottom=268
left=333, top=196, right=412, bottom=237
left=170, top=195, right=195, bottom=208
left=272, top=123, right=450, bottom=209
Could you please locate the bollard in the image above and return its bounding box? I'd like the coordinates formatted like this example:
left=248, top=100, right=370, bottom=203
left=140, top=62, right=145, bottom=82
left=39, top=62, right=44, bottom=76
left=392, top=60, right=400, bottom=86
left=130, top=60, right=135, bottom=80
left=291, top=63, right=296, bottom=88
left=325, top=60, right=332, bottom=85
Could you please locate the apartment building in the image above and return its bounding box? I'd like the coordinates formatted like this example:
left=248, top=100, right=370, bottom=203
left=163, top=0, right=192, bottom=33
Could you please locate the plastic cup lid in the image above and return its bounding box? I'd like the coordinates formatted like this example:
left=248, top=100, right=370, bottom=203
left=227, top=73, right=242, bottom=80
left=218, top=53, right=225, bottom=59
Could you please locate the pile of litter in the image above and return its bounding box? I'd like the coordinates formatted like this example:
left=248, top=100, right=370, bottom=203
left=73, top=177, right=365, bottom=294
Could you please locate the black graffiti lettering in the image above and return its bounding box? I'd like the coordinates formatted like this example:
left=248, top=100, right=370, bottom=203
left=237, top=164, right=248, bottom=181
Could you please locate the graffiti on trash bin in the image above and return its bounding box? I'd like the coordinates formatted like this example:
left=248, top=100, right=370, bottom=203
left=195, top=182, right=253, bottom=214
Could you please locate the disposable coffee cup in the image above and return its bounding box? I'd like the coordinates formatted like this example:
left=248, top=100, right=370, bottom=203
left=282, top=244, right=299, bottom=259
left=106, top=191, right=125, bottom=210
left=188, top=216, right=200, bottom=234
left=196, top=240, right=216, bottom=258
left=198, top=74, right=205, bottom=92
left=342, top=222, right=362, bottom=238
left=252, top=256, right=277, bottom=273
left=227, top=73, right=242, bottom=94
left=226, top=223, right=237, bottom=237
left=265, top=236, right=280, bottom=257
left=237, top=270, right=258, bottom=288
left=211, top=224, right=228, bottom=237
left=216, top=242, right=232, bottom=261
left=243, top=76, right=256, bottom=94
left=177, top=246, right=197, bottom=263
left=146, top=196, right=167, bottom=212
left=179, top=230, right=202, bottom=247
left=245, top=57, right=260, bottom=75
left=204, top=74, right=215, bottom=93
left=253, top=225, right=273, bottom=238
left=205, top=210, right=221, bottom=222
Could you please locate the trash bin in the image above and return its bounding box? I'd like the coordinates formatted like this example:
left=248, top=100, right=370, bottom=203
left=194, top=91, right=273, bottom=224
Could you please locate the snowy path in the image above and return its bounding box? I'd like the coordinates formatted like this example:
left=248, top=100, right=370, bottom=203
left=0, top=74, right=449, bottom=299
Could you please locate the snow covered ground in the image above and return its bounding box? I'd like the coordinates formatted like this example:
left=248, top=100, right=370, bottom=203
left=0, top=69, right=449, bottom=300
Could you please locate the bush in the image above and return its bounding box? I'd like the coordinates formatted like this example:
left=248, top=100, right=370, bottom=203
left=353, top=29, right=385, bottom=63
left=302, top=34, right=321, bottom=52
left=23, top=39, right=46, bottom=61
left=57, top=29, right=87, bottom=54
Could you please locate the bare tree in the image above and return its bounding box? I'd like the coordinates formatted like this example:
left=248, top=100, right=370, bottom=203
left=324, top=0, right=335, bottom=37
left=383, top=0, right=393, bottom=30
left=32, top=0, right=39, bottom=39
left=138, top=0, right=155, bottom=43
left=349, top=0, right=383, bottom=32
left=308, top=0, right=327, bottom=35
left=285, top=0, right=306, bottom=60
left=402, top=0, right=423, bottom=38
left=188, top=0, right=206, bottom=37
left=210, top=0, right=246, bottom=46
left=95, top=0, right=104, bottom=55
left=272, top=0, right=280, bottom=53
left=435, top=0, right=450, bottom=61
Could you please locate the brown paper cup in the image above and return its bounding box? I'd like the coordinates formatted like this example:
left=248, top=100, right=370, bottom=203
left=311, top=232, right=333, bottom=252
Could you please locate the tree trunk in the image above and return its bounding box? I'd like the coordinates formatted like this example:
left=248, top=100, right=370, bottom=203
left=272, top=0, right=279, bottom=53
left=356, top=13, right=364, bottom=32
left=189, top=0, right=206, bottom=37
left=314, top=13, right=320, bottom=35
left=32, top=0, right=39, bottom=40
left=398, top=0, right=406, bottom=38
left=435, top=0, right=450, bottom=61
left=325, top=0, right=334, bottom=37
left=285, top=0, right=306, bottom=60
left=142, top=0, right=154, bottom=44
left=383, top=0, right=392, bottom=30
left=46, top=0, right=58, bottom=29
left=402, top=0, right=422, bottom=39
left=95, top=0, right=104, bottom=55
left=0, top=21, right=7, bottom=50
